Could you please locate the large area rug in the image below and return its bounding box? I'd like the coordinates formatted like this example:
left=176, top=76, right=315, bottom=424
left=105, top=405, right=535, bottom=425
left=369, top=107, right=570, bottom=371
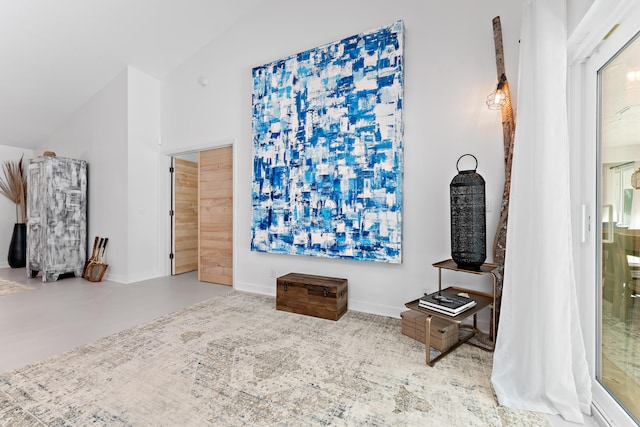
left=0, top=279, right=36, bottom=297
left=0, top=291, right=549, bottom=426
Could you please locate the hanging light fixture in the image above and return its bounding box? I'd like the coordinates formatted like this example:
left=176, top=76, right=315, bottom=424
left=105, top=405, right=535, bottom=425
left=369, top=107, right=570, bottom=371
left=486, top=74, right=508, bottom=110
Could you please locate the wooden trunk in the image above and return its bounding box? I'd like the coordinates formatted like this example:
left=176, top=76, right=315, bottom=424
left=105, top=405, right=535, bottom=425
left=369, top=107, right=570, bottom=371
left=276, top=273, right=348, bottom=321
left=400, top=310, right=459, bottom=351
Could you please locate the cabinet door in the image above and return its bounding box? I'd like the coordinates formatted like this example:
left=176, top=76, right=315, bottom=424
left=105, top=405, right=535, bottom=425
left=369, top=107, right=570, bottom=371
left=26, top=162, right=42, bottom=271
left=27, top=157, right=87, bottom=281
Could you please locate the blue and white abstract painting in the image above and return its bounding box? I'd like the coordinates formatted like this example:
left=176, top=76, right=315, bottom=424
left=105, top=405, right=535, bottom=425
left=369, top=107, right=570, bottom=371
left=251, top=20, right=404, bottom=263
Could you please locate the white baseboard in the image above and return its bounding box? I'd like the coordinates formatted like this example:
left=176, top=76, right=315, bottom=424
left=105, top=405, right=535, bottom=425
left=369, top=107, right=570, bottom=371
left=234, top=281, right=494, bottom=331
left=234, top=281, right=275, bottom=297
left=234, top=280, right=407, bottom=320
left=104, top=272, right=127, bottom=284
left=105, top=269, right=165, bottom=285
left=348, top=299, right=404, bottom=319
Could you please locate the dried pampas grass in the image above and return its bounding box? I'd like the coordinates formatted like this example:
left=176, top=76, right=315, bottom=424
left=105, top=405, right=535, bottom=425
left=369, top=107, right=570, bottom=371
left=0, top=155, right=27, bottom=223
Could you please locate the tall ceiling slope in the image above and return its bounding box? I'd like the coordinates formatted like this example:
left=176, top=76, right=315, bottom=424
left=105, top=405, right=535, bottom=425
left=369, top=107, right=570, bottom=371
left=0, top=0, right=262, bottom=149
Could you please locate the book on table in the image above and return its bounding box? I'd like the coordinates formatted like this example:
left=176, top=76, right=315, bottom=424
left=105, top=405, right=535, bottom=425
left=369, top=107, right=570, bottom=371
left=419, top=289, right=477, bottom=316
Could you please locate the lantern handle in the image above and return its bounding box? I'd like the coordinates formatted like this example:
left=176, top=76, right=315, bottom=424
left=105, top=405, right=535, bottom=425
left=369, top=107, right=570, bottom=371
left=456, top=154, right=478, bottom=172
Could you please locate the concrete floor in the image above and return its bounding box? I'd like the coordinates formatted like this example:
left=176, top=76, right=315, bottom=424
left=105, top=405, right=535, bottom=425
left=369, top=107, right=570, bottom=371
left=0, top=268, right=231, bottom=374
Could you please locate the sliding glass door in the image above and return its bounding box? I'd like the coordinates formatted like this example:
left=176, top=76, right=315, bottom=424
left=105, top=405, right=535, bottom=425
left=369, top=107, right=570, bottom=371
left=571, top=2, right=640, bottom=425
left=598, top=32, right=640, bottom=424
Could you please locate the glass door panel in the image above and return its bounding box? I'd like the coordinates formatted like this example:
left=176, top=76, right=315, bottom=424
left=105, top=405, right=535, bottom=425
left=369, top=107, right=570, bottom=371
left=599, top=31, right=640, bottom=423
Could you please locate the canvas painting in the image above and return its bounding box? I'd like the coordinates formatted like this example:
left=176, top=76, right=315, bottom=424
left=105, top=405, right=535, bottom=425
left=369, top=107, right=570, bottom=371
left=251, top=20, right=404, bottom=263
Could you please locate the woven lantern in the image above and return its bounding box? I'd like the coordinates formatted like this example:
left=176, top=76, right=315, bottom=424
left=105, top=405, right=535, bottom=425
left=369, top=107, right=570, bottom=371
left=450, top=154, right=486, bottom=269
left=632, top=168, right=640, bottom=189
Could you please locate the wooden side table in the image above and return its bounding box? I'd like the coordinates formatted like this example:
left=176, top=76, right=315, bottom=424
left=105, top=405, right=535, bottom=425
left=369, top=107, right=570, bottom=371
left=405, top=259, right=499, bottom=366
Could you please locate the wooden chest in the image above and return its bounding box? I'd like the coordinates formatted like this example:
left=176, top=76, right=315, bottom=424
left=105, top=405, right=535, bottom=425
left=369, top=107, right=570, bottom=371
left=276, top=273, right=348, bottom=321
left=400, top=310, right=459, bottom=351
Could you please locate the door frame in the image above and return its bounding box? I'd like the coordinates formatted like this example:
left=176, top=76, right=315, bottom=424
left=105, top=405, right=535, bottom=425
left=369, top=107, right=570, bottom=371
left=569, top=1, right=640, bottom=425
left=160, top=139, right=237, bottom=287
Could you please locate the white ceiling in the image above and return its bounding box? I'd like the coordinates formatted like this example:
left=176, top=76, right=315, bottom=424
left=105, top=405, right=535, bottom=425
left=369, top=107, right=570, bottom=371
left=6, top=2, right=634, bottom=154
left=0, top=0, right=262, bottom=149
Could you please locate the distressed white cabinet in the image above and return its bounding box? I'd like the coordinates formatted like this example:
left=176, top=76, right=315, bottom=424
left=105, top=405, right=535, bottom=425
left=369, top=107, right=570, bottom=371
left=26, top=156, right=87, bottom=282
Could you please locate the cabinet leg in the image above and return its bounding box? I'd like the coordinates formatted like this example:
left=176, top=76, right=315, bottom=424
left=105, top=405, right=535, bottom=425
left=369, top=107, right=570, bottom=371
left=44, top=272, right=59, bottom=282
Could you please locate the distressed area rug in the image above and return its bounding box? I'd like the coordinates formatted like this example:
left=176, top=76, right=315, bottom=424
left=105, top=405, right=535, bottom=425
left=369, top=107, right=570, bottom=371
left=0, top=279, right=36, bottom=297
left=0, top=291, right=549, bottom=426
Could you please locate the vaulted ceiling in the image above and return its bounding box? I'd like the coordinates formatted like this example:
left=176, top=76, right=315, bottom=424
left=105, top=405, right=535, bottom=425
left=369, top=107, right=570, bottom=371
left=0, top=1, right=262, bottom=149
left=4, top=2, right=634, bottom=154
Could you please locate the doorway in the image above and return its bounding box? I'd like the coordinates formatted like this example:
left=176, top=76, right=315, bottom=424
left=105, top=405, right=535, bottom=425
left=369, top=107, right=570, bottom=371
left=172, top=154, right=198, bottom=275
left=170, top=145, right=233, bottom=286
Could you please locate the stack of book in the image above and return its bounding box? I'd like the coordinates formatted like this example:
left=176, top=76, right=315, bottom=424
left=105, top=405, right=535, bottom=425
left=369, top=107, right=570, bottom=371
left=419, top=290, right=476, bottom=316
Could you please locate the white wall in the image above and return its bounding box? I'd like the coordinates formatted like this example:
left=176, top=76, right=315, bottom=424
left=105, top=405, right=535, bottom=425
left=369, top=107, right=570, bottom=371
left=127, top=67, right=163, bottom=282
left=162, top=0, right=522, bottom=317
left=0, top=145, right=34, bottom=269
left=39, top=69, right=126, bottom=282
left=41, top=67, right=162, bottom=283
left=1, top=1, right=597, bottom=313
left=568, top=0, right=596, bottom=36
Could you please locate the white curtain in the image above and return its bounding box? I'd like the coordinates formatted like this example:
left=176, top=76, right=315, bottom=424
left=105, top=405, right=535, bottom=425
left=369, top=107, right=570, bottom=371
left=491, top=0, right=592, bottom=423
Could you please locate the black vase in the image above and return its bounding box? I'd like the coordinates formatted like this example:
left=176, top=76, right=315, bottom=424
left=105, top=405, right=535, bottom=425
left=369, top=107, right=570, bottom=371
left=8, top=223, right=26, bottom=268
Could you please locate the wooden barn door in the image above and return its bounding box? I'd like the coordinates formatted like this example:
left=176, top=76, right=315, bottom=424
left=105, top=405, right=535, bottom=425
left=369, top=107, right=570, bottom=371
left=172, top=157, right=198, bottom=275
left=198, top=146, right=233, bottom=285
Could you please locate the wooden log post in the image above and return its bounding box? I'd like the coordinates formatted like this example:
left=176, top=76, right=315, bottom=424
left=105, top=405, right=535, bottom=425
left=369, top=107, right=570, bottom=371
left=490, top=16, right=516, bottom=339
